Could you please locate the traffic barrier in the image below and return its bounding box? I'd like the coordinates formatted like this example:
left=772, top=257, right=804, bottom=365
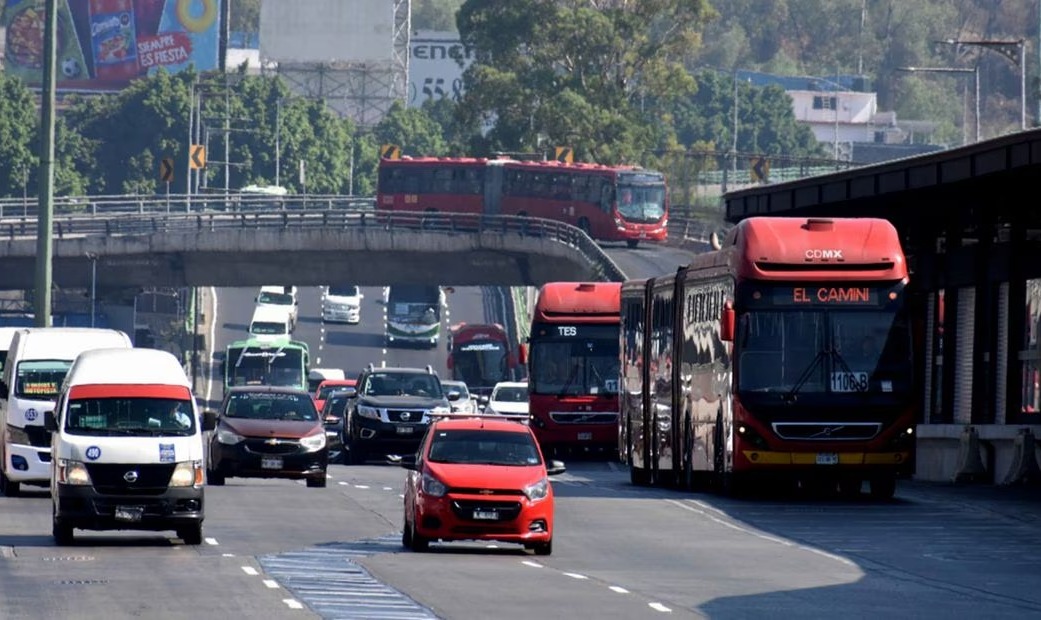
left=1002, top=428, right=1041, bottom=486
left=953, top=425, right=991, bottom=483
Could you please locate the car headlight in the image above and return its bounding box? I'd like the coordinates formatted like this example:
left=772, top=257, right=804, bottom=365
left=357, top=405, right=381, bottom=420
left=523, top=477, right=550, bottom=502
left=217, top=427, right=245, bottom=445
left=299, top=432, right=327, bottom=452
left=421, top=471, right=447, bottom=497
left=56, top=459, right=91, bottom=485
left=428, top=405, right=450, bottom=416
left=170, top=460, right=204, bottom=487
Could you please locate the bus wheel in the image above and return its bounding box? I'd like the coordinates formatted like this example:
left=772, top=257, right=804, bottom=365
left=868, top=475, right=897, bottom=500
left=626, top=239, right=639, bottom=248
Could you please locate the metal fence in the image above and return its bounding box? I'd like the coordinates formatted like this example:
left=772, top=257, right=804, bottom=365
left=0, top=193, right=375, bottom=219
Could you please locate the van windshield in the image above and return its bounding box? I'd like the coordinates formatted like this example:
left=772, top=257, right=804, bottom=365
left=66, top=397, right=196, bottom=436
left=15, top=360, right=73, bottom=399
left=258, top=292, right=293, bottom=305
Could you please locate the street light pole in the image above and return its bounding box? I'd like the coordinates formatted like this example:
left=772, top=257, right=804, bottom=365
left=896, top=66, right=980, bottom=143
left=938, top=38, right=1026, bottom=130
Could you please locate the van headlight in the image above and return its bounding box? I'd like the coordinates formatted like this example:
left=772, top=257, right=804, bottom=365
left=217, top=427, right=244, bottom=445
left=170, top=460, right=204, bottom=487
left=299, top=432, right=327, bottom=452
left=523, top=477, right=549, bottom=502
left=56, top=459, right=91, bottom=486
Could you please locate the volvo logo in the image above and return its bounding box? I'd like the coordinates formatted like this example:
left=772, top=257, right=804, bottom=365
left=400, top=411, right=411, bottom=421
left=123, top=470, right=139, bottom=483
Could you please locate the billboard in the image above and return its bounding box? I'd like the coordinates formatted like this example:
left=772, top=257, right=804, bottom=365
left=260, top=0, right=393, bottom=64
left=2, top=0, right=221, bottom=91
left=408, top=30, right=473, bottom=108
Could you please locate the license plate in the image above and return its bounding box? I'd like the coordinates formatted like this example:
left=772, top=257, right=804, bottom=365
left=114, top=506, right=144, bottom=522
left=816, top=452, right=839, bottom=465
left=261, top=456, right=283, bottom=469
left=640, top=232, right=648, bottom=239
left=577, top=432, right=592, bottom=441
left=396, top=426, right=413, bottom=434
left=473, top=509, right=499, bottom=520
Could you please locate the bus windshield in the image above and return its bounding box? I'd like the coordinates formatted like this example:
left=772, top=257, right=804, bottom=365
left=530, top=324, right=620, bottom=396
left=616, top=183, right=666, bottom=223
left=736, top=308, right=912, bottom=396
left=453, top=340, right=508, bottom=388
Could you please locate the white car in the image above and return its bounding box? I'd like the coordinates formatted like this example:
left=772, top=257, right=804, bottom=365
left=440, top=380, right=477, bottom=413
left=486, top=381, right=529, bottom=416
left=323, top=285, right=363, bottom=324
left=256, top=286, right=298, bottom=331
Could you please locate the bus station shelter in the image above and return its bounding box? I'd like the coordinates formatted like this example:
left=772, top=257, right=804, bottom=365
left=723, top=129, right=1041, bottom=484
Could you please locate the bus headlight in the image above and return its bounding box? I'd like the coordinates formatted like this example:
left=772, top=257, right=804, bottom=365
left=57, top=459, right=91, bottom=486
left=170, top=461, right=204, bottom=487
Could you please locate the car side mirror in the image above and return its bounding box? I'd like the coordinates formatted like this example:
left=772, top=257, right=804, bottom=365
left=546, top=459, right=566, bottom=476
left=324, top=415, right=341, bottom=427
left=446, top=390, right=461, bottom=401
left=44, top=411, right=57, bottom=432
left=479, top=395, right=489, bottom=405
left=202, top=411, right=219, bottom=431
left=343, top=386, right=357, bottom=398
left=398, top=454, right=418, bottom=470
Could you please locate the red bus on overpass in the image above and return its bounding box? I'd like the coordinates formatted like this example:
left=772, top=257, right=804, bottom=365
left=446, top=322, right=518, bottom=396
left=620, top=216, right=915, bottom=498
left=527, top=282, right=621, bottom=456
left=376, top=156, right=669, bottom=247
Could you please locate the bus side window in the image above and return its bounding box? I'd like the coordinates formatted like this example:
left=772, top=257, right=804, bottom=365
left=600, top=184, right=614, bottom=213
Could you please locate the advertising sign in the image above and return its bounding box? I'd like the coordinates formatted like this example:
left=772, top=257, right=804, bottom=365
left=408, top=30, right=473, bottom=108
left=2, top=0, right=221, bottom=91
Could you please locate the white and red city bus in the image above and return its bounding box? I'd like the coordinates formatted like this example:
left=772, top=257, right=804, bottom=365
left=446, top=322, right=518, bottom=396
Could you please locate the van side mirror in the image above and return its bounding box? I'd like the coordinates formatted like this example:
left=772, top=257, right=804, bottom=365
left=44, top=411, right=57, bottom=432
left=202, top=411, right=218, bottom=431
left=720, top=303, right=735, bottom=342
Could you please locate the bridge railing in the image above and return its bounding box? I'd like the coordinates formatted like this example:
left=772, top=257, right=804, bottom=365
left=0, top=193, right=375, bottom=218
left=1, top=209, right=627, bottom=281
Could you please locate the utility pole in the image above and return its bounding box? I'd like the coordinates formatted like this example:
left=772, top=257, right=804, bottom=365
left=33, top=0, right=58, bottom=327
left=224, top=75, right=230, bottom=194
left=897, top=66, right=980, bottom=143
left=939, top=38, right=1027, bottom=131
left=275, top=99, right=282, bottom=187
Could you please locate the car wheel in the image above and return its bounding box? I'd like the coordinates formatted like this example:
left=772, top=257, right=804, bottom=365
left=207, top=467, right=225, bottom=486
left=401, top=514, right=413, bottom=548
left=1, top=470, right=20, bottom=497
left=306, top=475, right=327, bottom=488
left=528, top=539, right=552, bottom=556
left=52, top=504, right=73, bottom=545
left=408, top=516, right=429, bottom=552
left=177, top=522, right=203, bottom=545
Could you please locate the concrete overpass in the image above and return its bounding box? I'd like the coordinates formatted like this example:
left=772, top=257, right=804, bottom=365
left=0, top=209, right=626, bottom=290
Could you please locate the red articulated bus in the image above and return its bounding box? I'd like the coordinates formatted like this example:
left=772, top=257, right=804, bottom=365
left=620, top=216, right=916, bottom=498
left=376, top=156, right=669, bottom=247
left=446, top=322, right=518, bottom=396
left=527, top=282, right=622, bottom=456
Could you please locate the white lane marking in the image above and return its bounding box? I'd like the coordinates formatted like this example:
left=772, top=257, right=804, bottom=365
left=666, top=499, right=855, bottom=567
left=609, top=586, right=629, bottom=594
left=354, top=484, right=370, bottom=489
left=205, top=286, right=218, bottom=405
left=649, top=602, right=672, bottom=613
left=563, top=572, right=588, bottom=580
left=241, top=566, right=259, bottom=576
left=316, top=357, right=322, bottom=365
left=521, top=561, right=543, bottom=568
left=221, top=553, right=235, bottom=557
left=338, top=481, right=350, bottom=486
left=283, top=599, right=304, bottom=610
left=382, top=486, right=393, bottom=491
left=263, top=579, right=279, bottom=589
left=204, top=537, right=218, bottom=546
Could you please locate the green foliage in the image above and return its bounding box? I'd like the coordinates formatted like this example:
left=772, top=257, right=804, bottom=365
left=230, top=0, right=261, bottom=34
left=0, top=75, right=38, bottom=198
left=373, top=102, right=449, bottom=158
left=413, top=0, right=465, bottom=31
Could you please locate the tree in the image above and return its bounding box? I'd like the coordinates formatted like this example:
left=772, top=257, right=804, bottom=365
left=372, top=101, right=449, bottom=158
left=413, top=0, right=465, bottom=31
left=456, top=0, right=716, bottom=163
left=230, top=0, right=261, bottom=34
left=0, top=75, right=40, bottom=198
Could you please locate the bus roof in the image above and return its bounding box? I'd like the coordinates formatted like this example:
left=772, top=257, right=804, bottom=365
left=449, top=323, right=508, bottom=343
left=382, top=156, right=653, bottom=176
left=227, top=338, right=309, bottom=351
left=533, top=282, right=622, bottom=322
left=707, top=216, right=908, bottom=282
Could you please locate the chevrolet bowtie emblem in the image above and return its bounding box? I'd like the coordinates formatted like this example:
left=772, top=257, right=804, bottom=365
left=479, top=489, right=494, bottom=495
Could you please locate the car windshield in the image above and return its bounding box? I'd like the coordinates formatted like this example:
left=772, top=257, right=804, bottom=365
left=318, top=383, right=352, bottom=399
left=328, top=285, right=359, bottom=297
left=427, top=429, right=541, bottom=466
left=258, top=291, right=293, bottom=305
left=322, top=394, right=351, bottom=416
left=66, top=397, right=195, bottom=436
left=493, top=386, right=528, bottom=402
left=364, top=373, right=443, bottom=398
left=224, top=392, right=317, bottom=421
left=251, top=321, right=287, bottom=335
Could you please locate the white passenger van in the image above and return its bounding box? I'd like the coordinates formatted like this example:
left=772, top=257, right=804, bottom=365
left=0, top=326, right=24, bottom=377
left=248, top=305, right=293, bottom=342
left=45, top=348, right=216, bottom=545
left=0, top=327, right=132, bottom=496
left=255, top=285, right=298, bottom=331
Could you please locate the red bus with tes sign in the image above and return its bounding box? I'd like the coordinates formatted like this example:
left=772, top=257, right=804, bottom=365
left=376, top=156, right=669, bottom=247
left=527, top=282, right=622, bottom=456
left=620, top=217, right=915, bottom=498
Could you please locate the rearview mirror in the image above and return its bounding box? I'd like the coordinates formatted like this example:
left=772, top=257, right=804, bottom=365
left=202, top=411, right=219, bottom=431
left=546, top=459, right=566, bottom=476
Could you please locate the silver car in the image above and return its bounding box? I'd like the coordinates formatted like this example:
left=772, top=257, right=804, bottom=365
left=440, top=380, right=477, bottom=413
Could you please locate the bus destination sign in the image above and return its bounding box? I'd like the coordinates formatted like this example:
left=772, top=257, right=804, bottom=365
left=789, top=286, right=877, bottom=305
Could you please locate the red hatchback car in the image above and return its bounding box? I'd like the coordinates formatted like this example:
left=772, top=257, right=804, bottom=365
left=400, top=414, right=566, bottom=555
